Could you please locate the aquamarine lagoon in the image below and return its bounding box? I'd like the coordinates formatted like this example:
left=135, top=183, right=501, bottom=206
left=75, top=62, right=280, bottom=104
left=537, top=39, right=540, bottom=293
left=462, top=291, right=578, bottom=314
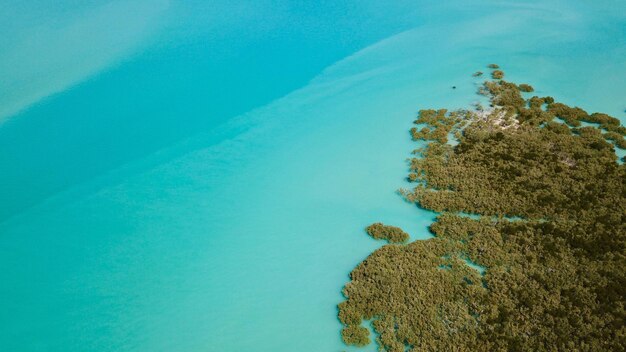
left=1, top=1, right=625, bottom=351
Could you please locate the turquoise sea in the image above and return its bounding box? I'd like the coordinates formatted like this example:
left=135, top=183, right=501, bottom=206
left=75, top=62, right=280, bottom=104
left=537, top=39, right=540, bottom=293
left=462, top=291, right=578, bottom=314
left=1, top=1, right=625, bottom=351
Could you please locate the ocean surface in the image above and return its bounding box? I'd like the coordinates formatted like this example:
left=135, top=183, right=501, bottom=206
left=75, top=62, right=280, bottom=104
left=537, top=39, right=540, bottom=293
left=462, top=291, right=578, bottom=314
left=1, top=1, right=625, bottom=351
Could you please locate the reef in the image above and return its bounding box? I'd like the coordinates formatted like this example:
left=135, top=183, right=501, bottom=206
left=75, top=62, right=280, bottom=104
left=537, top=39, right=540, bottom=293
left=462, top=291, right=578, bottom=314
left=338, top=66, right=626, bottom=351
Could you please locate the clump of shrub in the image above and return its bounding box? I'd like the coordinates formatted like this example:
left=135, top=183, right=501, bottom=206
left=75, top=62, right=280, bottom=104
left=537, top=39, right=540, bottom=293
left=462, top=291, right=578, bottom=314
left=410, top=109, right=460, bottom=144
left=588, top=112, right=620, bottom=127
left=547, top=102, right=588, bottom=126
left=484, top=80, right=524, bottom=111
left=366, top=223, right=410, bottom=243
left=488, top=63, right=499, bottom=69
left=604, top=131, right=626, bottom=149
left=491, top=70, right=504, bottom=79
left=340, top=325, right=370, bottom=346
left=518, top=83, right=534, bottom=92
left=472, top=71, right=483, bottom=77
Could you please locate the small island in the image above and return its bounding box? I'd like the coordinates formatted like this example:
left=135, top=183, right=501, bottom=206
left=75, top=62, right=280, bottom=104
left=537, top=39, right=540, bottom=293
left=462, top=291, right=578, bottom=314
left=366, top=223, right=410, bottom=243
left=338, top=66, right=626, bottom=351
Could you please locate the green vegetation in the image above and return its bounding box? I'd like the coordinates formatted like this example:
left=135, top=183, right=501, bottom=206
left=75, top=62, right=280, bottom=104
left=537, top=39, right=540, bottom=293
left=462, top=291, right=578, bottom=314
left=518, top=83, right=534, bottom=92
left=491, top=69, right=504, bottom=79
left=473, top=71, right=483, bottom=77
left=339, top=66, right=626, bottom=351
left=488, top=63, right=500, bottom=69
left=366, top=223, right=410, bottom=243
left=340, top=324, right=370, bottom=346
left=409, top=109, right=470, bottom=144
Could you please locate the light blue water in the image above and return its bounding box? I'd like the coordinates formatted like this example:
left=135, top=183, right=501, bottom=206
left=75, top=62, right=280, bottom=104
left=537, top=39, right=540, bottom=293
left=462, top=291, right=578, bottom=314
left=1, top=1, right=625, bottom=351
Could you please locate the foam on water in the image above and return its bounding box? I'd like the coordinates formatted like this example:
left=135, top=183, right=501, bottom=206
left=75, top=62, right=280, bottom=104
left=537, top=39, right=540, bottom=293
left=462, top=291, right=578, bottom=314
left=1, top=1, right=625, bottom=351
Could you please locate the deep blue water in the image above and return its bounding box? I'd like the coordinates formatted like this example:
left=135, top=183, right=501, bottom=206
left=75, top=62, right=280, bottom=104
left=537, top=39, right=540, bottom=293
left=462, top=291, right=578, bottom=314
left=1, top=1, right=625, bottom=351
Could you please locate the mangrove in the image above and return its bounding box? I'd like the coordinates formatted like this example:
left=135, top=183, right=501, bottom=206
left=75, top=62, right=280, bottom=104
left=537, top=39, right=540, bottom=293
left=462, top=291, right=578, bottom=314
left=338, top=66, right=626, bottom=352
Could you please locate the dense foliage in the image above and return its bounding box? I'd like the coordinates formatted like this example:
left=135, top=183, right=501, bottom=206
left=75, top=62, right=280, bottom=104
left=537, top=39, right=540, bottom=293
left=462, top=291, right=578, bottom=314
left=366, top=223, right=410, bottom=243
left=338, top=66, right=626, bottom=351
left=518, top=83, right=534, bottom=93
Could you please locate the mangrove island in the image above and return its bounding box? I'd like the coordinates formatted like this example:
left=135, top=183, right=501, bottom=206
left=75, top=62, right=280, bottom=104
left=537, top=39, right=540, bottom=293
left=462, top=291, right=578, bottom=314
left=338, top=65, right=626, bottom=351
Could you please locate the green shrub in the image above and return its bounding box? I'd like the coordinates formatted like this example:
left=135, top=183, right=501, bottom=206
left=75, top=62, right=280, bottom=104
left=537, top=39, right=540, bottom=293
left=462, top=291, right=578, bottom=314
left=366, top=223, right=410, bottom=243
left=518, top=83, right=534, bottom=92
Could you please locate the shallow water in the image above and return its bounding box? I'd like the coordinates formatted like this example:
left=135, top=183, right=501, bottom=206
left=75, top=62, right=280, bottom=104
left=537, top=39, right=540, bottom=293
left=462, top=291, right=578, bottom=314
left=1, top=1, right=625, bottom=351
